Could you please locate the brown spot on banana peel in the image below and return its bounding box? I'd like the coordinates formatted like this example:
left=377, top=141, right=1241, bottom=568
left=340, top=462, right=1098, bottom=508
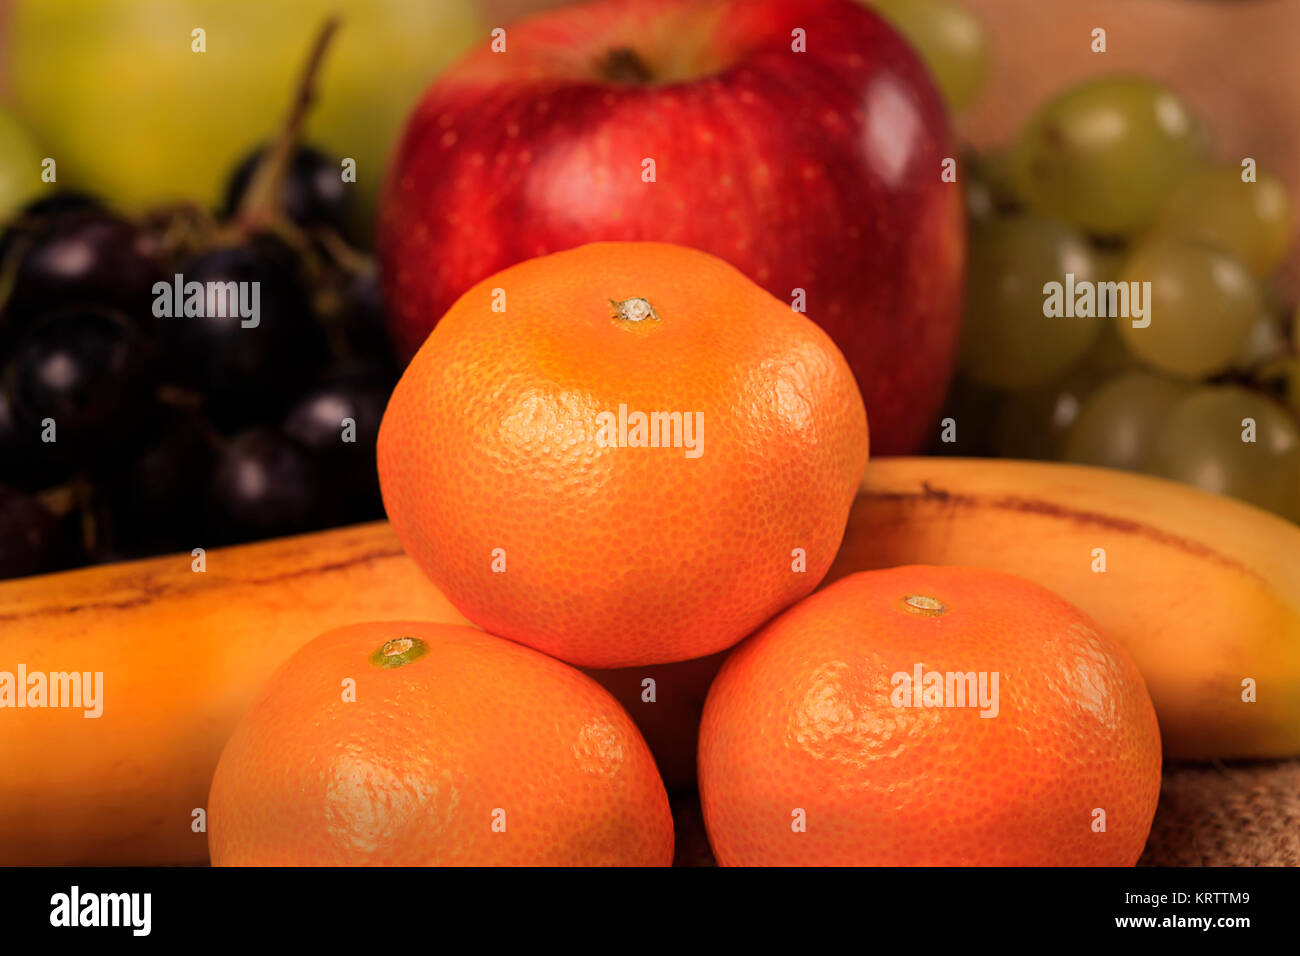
left=866, top=482, right=1261, bottom=582
left=0, top=546, right=407, bottom=623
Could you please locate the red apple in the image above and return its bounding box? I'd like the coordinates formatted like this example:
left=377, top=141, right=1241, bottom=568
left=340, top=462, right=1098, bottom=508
left=379, top=0, right=964, bottom=453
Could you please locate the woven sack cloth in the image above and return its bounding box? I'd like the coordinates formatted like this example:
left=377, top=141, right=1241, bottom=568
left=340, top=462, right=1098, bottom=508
left=1139, top=759, right=1300, bottom=867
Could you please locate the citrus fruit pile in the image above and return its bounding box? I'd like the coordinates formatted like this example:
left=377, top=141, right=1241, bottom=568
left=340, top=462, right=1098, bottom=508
left=208, top=241, right=1163, bottom=866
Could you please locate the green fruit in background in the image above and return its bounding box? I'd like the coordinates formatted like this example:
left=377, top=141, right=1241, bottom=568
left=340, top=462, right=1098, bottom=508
left=1010, top=76, right=1206, bottom=236
left=7, top=0, right=482, bottom=220
left=0, top=106, right=43, bottom=220
left=963, top=148, right=1020, bottom=222
left=992, top=366, right=1100, bottom=462
left=1115, top=237, right=1260, bottom=380
left=959, top=215, right=1102, bottom=392
left=1064, top=371, right=1190, bottom=472
left=1147, top=385, right=1300, bottom=522
left=865, top=0, right=988, bottom=113
left=1258, top=357, right=1300, bottom=418
left=1148, top=164, right=1294, bottom=277
left=1233, top=299, right=1288, bottom=370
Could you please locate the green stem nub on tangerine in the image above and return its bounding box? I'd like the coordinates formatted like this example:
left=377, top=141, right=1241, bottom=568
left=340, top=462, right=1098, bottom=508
left=901, top=594, right=947, bottom=616
left=370, top=636, right=430, bottom=668
left=611, top=297, right=660, bottom=323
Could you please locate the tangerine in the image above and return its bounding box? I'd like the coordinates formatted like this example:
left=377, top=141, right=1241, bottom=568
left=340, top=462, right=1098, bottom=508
left=378, top=241, right=868, bottom=667
left=698, top=565, right=1162, bottom=865
left=208, top=621, right=674, bottom=866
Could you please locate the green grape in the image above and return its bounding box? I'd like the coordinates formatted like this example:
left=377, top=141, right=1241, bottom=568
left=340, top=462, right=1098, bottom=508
left=964, top=149, right=1022, bottom=223
left=1258, top=358, right=1300, bottom=417
left=0, top=106, right=43, bottom=222
left=960, top=216, right=1103, bottom=391
left=1064, top=371, right=1190, bottom=471
left=1148, top=164, right=1293, bottom=277
left=1233, top=305, right=1288, bottom=370
left=1083, top=311, right=1138, bottom=378
left=1090, top=242, right=1128, bottom=284
left=1010, top=76, right=1206, bottom=236
left=1071, top=243, right=1138, bottom=379
left=867, top=0, right=989, bottom=112
left=1116, top=238, right=1260, bottom=378
left=993, top=366, right=1100, bottom=461
left=1146, top=385, right=1300, bottom=521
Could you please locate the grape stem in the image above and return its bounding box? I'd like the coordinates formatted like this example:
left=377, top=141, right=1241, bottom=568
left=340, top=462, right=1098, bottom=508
left=234, top=16, right=342, bottom=233
left=313, top=226, right=373, bottom=276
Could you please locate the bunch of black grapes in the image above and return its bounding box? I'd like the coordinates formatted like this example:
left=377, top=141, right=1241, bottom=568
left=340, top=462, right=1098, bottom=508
left=0, top=145, right=397, bottom=581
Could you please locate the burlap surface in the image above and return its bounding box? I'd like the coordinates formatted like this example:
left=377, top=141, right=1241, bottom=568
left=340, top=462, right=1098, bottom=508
left=1139, top=759, right=1300, bottom=867
left=672, top=759, right=1300, bottom=866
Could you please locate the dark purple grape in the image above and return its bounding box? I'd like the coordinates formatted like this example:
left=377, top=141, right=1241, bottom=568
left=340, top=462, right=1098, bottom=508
left=222, top=144, right=350, bottom=234
left=49, top=504, right=90, bottom=573
left=210, top=428, right=327, bottom=543
left=6, top=308, right=156, bottom=446
left=11, top=191, right=104, bottom=221
left=282, top=366, right=390, bottom=521
left=99, top=407, right=214, bottom=555
left=0, top=484, right=59, bottom=579
left=0, top=387, right=17, bottom=468
left=2, top=212, right=162, bottom=340
left=0, top=191, right=104, bottom=264
left=0, top=385, right=78, bottom=490
left=282, top=365, right=389, bottom=453
left=340, top=268, right=399, bottom=369
left=159, top=236, right=328, bottom=429
left=0, top=387, right=26, bottom=480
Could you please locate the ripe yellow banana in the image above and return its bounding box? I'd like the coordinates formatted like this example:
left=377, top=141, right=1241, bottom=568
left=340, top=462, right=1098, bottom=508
left=828, top=457, right=1300, bottom=760
left=0, top=522, right=468, bottom=865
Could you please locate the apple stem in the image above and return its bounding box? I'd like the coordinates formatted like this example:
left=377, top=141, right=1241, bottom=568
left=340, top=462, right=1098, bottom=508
left=234, top=15, right=342, bottom=233
left=598, top=47, right=654, bottom=85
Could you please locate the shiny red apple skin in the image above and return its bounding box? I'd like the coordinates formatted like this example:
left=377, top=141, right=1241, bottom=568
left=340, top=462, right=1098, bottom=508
left=378, top=0, right=964, bottom=454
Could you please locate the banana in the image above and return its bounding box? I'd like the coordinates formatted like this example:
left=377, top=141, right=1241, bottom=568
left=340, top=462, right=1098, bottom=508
left=0, top=522, right=468, bottom=865
left=828, top=457, right=1300, bottom=759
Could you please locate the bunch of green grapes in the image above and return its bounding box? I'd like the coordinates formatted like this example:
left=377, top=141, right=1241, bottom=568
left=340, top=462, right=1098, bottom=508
left=960, top=216, right=1104, bottom=392
left=952, top=69, right=1300, bottom=523
left=864, top=0, right=989, bottom=113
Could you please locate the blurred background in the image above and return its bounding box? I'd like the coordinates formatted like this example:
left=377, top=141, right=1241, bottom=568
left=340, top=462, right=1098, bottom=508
left=0, top=0, right=1297, bottom=582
